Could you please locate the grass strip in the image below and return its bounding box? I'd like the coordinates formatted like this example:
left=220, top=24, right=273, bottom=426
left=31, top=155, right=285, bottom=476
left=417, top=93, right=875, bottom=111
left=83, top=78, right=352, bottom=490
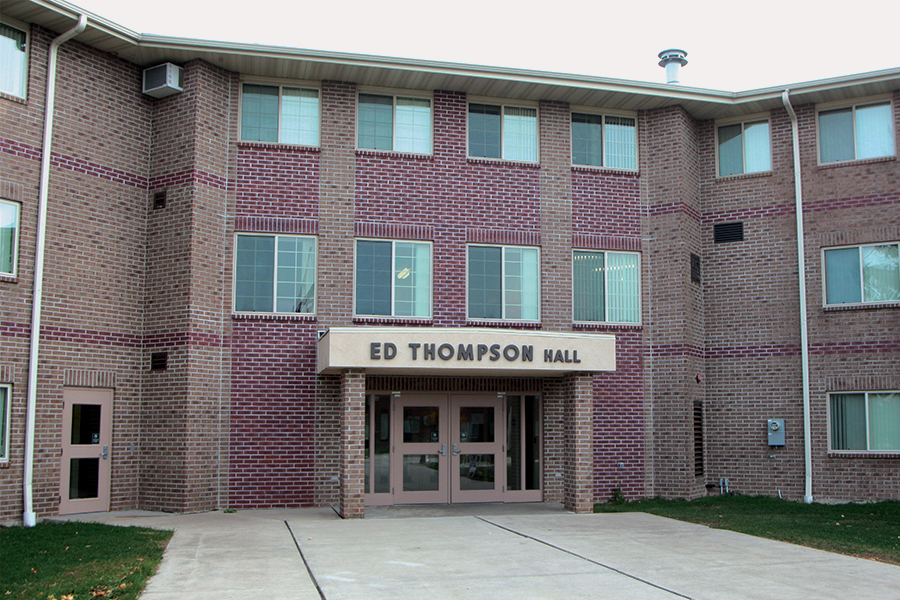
left=595, top=494, right=900, bottom=565
left=1, top=521, right=172, bottom=600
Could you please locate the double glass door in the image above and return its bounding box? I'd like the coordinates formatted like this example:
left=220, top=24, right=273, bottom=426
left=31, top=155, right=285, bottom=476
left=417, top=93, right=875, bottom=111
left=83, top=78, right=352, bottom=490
left=365, top=393, right=541, bottom=505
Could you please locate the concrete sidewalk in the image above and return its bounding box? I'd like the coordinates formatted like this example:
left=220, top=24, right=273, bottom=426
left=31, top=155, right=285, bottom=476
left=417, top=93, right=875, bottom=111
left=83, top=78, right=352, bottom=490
left=62, top=505, right=900, bottom=600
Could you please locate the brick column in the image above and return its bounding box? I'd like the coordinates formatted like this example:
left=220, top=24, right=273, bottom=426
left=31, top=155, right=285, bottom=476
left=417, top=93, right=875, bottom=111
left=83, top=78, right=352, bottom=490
left=564, top=372, right=594, bottom=513
left=339, top=369, right=366, bottom=518
left=539, top=100, right=573, bottom=331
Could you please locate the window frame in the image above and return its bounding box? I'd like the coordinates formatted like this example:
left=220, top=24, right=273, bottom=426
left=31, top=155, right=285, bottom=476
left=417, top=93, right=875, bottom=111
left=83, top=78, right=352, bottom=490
left=0, top=198, right=20, bottom=278
left=572, top=249, right=642, bottom=324
left=829, top=391, right=900, bottom=453
left=353, top=238, right=434, bottom=319
left=822, top=241, right=900, bottom=307
left=466, top=243, right=541, bottom=322
left=714, top=112, right=772, bottom=177
left=0, top=384, right=9, bottom=462
left=0, top=18, right=29, bottom=99
left=816, top=95, right=896, bottom=165
left=467, top=97, right=539, bottom=163
left=239, top=79, right=321, bottom=146
left=232, top=232, right=318, bottom=315
left=356, top=88, right=434, bottom=155
left=570, top=107, right=638, bottom=171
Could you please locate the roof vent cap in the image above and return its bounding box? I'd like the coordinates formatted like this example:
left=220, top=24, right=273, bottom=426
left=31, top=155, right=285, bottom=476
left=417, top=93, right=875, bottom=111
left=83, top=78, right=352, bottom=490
left=658, top=49, right=688, bottom=84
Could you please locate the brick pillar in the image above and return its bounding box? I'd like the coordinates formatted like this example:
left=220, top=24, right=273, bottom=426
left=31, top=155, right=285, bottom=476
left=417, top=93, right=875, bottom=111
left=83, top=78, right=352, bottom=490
left=339, top=369, right=366, bottom=518
left=564, top=372, right=594, bottom=513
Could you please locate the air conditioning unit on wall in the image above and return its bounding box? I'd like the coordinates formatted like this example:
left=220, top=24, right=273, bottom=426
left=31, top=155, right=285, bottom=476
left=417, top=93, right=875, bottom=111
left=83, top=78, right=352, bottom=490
left=142, top=63, right=184, bottom=98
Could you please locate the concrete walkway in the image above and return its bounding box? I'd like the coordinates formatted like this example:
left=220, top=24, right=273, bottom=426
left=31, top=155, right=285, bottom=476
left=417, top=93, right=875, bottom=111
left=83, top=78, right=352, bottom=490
left=61, top=504, right=900, bottom=600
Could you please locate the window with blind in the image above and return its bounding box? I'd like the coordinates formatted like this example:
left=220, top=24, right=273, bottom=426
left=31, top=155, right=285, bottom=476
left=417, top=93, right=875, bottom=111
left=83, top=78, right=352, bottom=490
left=0, top=385, right=9, bottom=461
left=819, top=100, right=895, bottom=164
left=355, top=239, right=432, bottom=318
left=573, top=250, right=640, bottom=323
left=831, top=392, right=900, bottom=452
left=234, top=234, right=317, bottom=314
left=0, top=199, right=19, bottom=277
left=358, top=93, right=432, bottom=154
left=571, top=113, right=637, bottom=170
left=468, top=245, right=540, bottom=321
left=824, top=243, right=900, bottom=306
left=468, top=103, right=537, bottom=162
left=1, top=23, right=27, bottom=98
left=717, top=119, right=771, bottom=176
left=241, top=83, right=320, bottom=146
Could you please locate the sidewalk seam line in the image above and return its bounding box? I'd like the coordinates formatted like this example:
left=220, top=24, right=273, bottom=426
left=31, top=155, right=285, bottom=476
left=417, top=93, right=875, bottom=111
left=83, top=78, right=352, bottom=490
left=476, top=517, right=695, bottom=600
left=285, top=520, right=328, bottom=600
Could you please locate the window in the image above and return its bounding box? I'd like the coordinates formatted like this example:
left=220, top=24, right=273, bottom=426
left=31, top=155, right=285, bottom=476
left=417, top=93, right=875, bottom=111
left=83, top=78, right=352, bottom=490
left=1, top=23, right=27, bottom=98
left=355, top=239, right=432, bottom=318
left=819, top=101, right=895, bottom=163
left=0, top=385, right=8, bottom=461
left=824, top=243, right=899, bottom=305
left=573, top=250, right=640, bottom=323
left=234, top=234, right=316, bottom=313
left=0, top=199, right=19, bottom=277
left=717, top=119, right=771, bottom=176
left=358, top=93, right=431, bottom=154
left=468, top=245, right=539, bottom=321
left=831, top=392, right=900, bottom=452
left=571, top=113, right=637, bottom=169
left=468, top=103, right=537, bottom=162
left=241, top=84, right=319, bottom=145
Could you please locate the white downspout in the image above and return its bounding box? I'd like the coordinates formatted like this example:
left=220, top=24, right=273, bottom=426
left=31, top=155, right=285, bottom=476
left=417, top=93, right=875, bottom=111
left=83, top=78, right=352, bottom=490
left=23, top=14, right=88, bottom=528
left=781, top=90, right=814, bottom=504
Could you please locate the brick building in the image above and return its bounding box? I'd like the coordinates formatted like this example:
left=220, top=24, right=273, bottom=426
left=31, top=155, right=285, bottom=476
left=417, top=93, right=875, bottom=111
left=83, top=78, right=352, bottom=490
left=1, top=0, right=898, bottom=523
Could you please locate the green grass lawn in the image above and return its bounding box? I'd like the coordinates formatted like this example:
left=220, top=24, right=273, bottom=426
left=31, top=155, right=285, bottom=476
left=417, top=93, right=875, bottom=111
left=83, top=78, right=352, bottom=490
left=0, top=521, right=172, bottom=600
left=596, top=494, right=900, bottom=565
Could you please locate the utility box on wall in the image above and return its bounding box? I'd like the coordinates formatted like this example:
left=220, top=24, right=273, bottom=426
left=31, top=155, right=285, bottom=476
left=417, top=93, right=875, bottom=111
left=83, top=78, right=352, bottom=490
left=767, top=419, right=785, bottom=446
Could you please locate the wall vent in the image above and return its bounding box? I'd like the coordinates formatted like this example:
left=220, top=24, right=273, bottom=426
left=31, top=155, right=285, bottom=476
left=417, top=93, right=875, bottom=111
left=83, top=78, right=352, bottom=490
left=142, top=63, right=184, bottom=98
left=153, top=190, right=167, bottom=210
left=150, top=352, right=168, bottom=371
left=713, top=222, right=744, bottom=243
left=690, top=253, right=701, bottom=283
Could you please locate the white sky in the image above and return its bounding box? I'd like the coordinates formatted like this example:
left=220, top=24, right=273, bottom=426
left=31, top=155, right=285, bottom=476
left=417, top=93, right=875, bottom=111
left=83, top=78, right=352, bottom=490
left=68, top=0, right=897, bottom=91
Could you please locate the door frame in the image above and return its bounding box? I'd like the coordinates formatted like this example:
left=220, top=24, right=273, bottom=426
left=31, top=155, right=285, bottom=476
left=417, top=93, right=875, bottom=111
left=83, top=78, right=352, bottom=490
left=59, top=388, right=113, bottom=515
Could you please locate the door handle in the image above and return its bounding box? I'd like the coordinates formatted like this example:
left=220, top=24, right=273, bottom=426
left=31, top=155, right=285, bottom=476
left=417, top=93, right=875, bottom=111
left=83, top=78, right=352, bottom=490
left=99, top=445, right=108, bottom=460
left=440, top=443, right=446, bottom=456
left=452, top=443, right=459, bottom=456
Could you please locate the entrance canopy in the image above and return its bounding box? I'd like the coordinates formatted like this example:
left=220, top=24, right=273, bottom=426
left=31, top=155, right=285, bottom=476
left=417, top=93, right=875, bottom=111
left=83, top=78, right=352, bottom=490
left=317, top=327, right=616, bottom=376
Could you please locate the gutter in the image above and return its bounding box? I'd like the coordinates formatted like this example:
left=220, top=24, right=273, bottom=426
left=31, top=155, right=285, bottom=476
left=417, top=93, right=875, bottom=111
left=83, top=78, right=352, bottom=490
left=23, top=13, right=87, bottom=528
left=781, top=90, right=814, bottom=504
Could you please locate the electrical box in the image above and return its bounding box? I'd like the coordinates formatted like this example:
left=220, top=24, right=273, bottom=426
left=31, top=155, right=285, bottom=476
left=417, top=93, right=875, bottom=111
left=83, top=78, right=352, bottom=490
left=767, top=419, right=785, bottom=446
left=142, top=63, right=184, bottom=98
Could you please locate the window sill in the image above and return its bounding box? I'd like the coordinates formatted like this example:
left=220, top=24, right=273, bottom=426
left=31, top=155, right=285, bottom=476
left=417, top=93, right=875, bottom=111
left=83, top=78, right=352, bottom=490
left=573, top=322, right=642, bottom=331
left=823, top=302, right=899, bottom=312
left=0, top=90, right=26, bottom=104
left=236, top=141, right=321, bottom=153
left=571, top=165, right=639, bottom=177
left=353, top=317, right=433, bottom=325
left=828, top=452, right=900, bottom=459
left=466, top=320, right=542, bottom=329
left=466, top=157, right=540, bottom=169
left=0, top=274, right=17, bottom=284
left=817, top=155, right=896, bottom=170
left=0, top=461, right=9, bottom=469
left=714, top=170, right=773, bottom=181
left=232, top=312, right=316, bottom=322
left=356, top=149, right=433, bottom=161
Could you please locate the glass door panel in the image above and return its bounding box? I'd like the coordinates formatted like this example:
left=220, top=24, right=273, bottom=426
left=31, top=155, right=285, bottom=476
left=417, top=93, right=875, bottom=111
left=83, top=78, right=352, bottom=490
left=450, top=395, right=504, bottom=503
left=392, top=396, right=448, bottom=504
left=505, top=394, right=542, bottom=502
left=365, top=394, right=391, bottom=504
left=59, top=389, right=113, bottom=515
